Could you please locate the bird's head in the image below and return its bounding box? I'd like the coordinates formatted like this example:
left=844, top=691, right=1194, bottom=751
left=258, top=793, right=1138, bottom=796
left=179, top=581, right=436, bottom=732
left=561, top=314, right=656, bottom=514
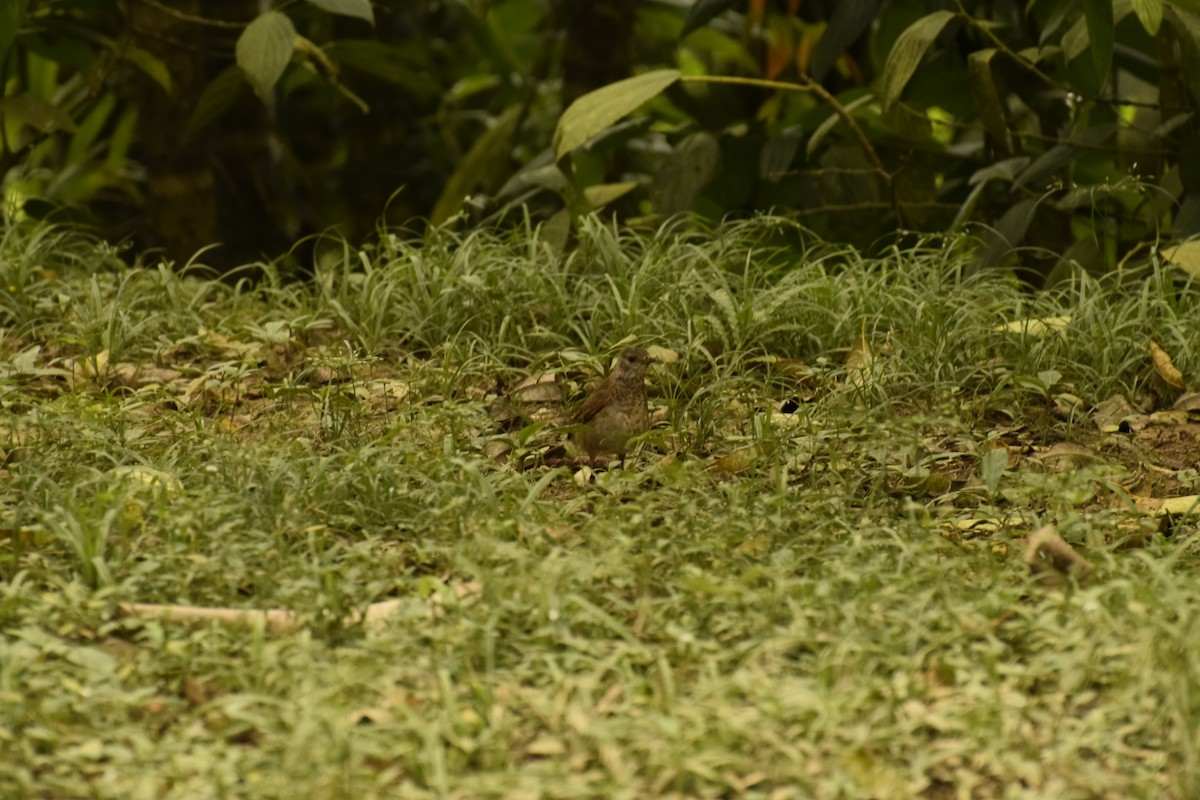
left=614, top=347, right=655, bottom=380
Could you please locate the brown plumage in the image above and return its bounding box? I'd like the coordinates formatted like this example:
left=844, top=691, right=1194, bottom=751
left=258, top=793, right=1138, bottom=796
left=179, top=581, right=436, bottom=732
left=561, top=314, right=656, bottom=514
left=574, top=347, right=655, bottom=459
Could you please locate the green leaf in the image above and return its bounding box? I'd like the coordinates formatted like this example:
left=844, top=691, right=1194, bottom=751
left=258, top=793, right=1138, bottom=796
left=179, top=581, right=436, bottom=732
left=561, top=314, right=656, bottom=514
left=979, top=447, right=1008, bottom=494
left=553, top=69, right=680, bottom=158
left=761, top=126, right=803, bottom=182
left=236, top=11, right=297, bottom=100
left=186, top=64, right=249, bottom=134
left=1013, top=124, right=1114, bottom=190
left=540, top=209, right=571, bottom=252
left=951, top=157, right=1031, bottom=229
left=324, top=40, right=433, bottom=96
left=807, top=93, right=874, bottom=160
left=967, top=49, right=1009, bottom=152
left=1165, top=5, right=1200, bottom=105
left=121, top=45, right=172, bottom=94
left=969, top=197, right=1040, bottom=273
left=105, top=106, right=138, bottom=169
left=810, top=0, right=882, bottom=80
left=681, top=0, right=738, bottom=38
left=431, top=104, right=523, bottom=226
left=499, top=161, right=569, bottom=197
left=1084, top=0, right=1114, bottom=87
left=879, top=10, right=957, bottom=110
left=68, top=92, right=115, bottom=166
left=1131, top=0, right=1163, bottom=34
left=583, top=181, right=638, bottom=209
left=0, top=92, right=77, bottom=133
left=0, top=0, right=30, bottom=67
left=651, top=132, right=719, bottom=215
left=305, top=0, right=374, bottom=25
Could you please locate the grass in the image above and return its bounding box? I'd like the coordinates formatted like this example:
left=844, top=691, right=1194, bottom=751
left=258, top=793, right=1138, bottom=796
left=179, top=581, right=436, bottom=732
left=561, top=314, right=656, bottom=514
left=2, top=215, right=1199, bottom=798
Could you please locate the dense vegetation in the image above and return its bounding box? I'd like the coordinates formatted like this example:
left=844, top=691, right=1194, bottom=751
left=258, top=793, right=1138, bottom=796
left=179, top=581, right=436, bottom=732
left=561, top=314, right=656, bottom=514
left=3, top=0, right=1199, bottom=279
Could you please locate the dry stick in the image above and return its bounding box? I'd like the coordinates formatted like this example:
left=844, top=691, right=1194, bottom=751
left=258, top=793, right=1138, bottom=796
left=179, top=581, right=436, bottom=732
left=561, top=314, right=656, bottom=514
left=118, top=599, right=406, bottom=634
left=679, top=75, right=903, bottom=223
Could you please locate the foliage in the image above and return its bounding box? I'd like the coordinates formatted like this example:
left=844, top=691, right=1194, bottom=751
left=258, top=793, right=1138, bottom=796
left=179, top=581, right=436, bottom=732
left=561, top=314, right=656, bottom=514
left=545, top=0, right=1200, bottom=282
left=4, top=0, right=1200, bottom=281
left=0, top=0, right=560, bottom=263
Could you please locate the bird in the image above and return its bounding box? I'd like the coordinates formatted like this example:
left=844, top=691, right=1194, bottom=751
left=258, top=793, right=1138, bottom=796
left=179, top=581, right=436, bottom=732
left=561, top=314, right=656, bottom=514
left=574, top=347, right=655, bottom=461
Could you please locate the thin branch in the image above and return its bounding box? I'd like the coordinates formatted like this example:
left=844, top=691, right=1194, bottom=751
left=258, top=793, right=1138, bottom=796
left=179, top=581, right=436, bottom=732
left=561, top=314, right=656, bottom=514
left=679, top=73, right=901, bottom=222
left=131, top=0, right=247, bottom=28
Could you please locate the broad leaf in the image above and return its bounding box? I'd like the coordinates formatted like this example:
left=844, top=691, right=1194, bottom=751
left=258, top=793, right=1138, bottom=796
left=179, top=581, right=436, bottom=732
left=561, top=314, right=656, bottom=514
left=968, top=49, right=1009, bottom=152
left=1013, top=124, right=1114, bottom=190
left=0, top=93, right=77, bottom=133
left=810, top=0, right=881, bottom=81
left=1165, top=5, right=1200, bottom=105
left=325, top=40, right=431, bottom=96
left=305, top=0, right=374, bottom=25
left=879, top=10, right=957, bottom=109
left=68, top=92, right=115, bottom=165
left=681, top=0, right=738, bottom=38
left=651, top=132, right=719, bottom=215
left=1131, top=0, right=1163, bottom=34
left=954, top=159, right=1030, bottom=228
left=121, top=46, right=172, bottom=94
left=553, top=69, right=680, bottom=158
left=431, top=104, right=523, bottom=226
left=236, top=11, right=297, bottom=100
left=760, top=126, right=803, bottom=182
left=1162, top=241, right=1200, bottom=277
left=979, top=448, right=1008, bottom=494
left=0, top=0, right=30, bottom=67
left=1084, top=0, right=1114, bottom=87
left=969, top=197, right=1039, bottom=273
left=807, top=93, right=874, bottom=159
left=583, top=181, right=638, bottom=209
left=186, top=65, right=249, bottom=134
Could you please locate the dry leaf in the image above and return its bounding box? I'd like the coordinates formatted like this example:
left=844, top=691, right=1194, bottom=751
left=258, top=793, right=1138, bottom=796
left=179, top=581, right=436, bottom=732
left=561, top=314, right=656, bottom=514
left=512, top=372, right=562, bottom=404
left=646, top=345, right=679, bottom=364
left=1161, top=241, right=1200, bottom=277
left=1092, top=394, right=1136, bottom=431
left=845, top=328, right=874, bottom=390
left=1170, top=392, right=1200, bottom=413
left=1024, top=524, right=1093, bottom=585
left=995, top=316, right=1071, bottom=336
left=708, top=442, right=777, bottom=475
left=1149, top=339, right=1186, bottom=390
left=1033, top=442, right=1101, bottom=470
left=1133, top=495, right=1200, bottom=516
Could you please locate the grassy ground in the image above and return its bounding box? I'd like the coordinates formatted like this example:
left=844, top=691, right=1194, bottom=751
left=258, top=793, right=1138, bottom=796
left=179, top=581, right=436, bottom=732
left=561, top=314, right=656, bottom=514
left=1, top=217, right=1199, bottom=798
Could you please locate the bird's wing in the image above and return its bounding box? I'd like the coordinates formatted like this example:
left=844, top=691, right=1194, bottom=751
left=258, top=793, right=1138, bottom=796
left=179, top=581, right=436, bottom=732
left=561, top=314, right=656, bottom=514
left=574, top=380, right=610, bottom=424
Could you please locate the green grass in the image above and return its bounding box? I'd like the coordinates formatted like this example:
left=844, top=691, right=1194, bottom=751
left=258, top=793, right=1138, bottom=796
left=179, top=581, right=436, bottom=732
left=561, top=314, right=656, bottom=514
left=2, top=216, right=1199, bottom=798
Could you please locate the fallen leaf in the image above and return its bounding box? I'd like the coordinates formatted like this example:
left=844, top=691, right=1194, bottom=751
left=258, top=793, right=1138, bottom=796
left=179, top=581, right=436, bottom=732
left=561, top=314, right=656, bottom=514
left=512, top=372, right=562, bottom=404
left=646, top=345, right=679, bottom=364
left=845, top=328, right=875, bottom=390
left=1032, top=442, right=1102, bottom=470
left=1024, top=524, right=1093, bottom=585
left=1092, top=394, right=1136, bottom=431
left=1149, top=339, right=1186, bottom=390
left=1134, top=495, right=1200, bottom=516
left=995, top=316, right=1071, bottom=336
left=1171, top=392, right=1200, bottom=413
left=1162, top=241, right=1200, bottom=277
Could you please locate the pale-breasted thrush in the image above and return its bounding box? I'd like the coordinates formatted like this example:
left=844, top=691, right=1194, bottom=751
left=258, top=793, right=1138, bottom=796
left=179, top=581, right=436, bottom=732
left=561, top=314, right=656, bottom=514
left=574, top=347, right=655, bottom=459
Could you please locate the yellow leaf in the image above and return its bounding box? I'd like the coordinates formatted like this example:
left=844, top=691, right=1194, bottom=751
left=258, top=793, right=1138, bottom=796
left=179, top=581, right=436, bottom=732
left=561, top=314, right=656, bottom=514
left=1162, top=241, right=1200, bottom=277
left=1149, top=339, right=1186, bottom=390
